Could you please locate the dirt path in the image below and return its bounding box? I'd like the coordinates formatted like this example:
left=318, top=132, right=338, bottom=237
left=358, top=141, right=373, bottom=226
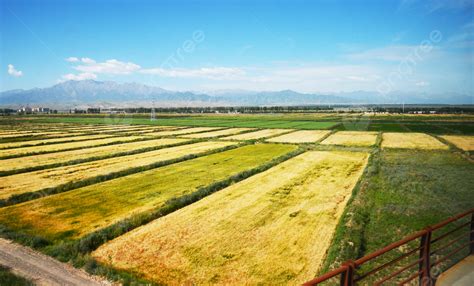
left=0, top=238, right=112, bottom=286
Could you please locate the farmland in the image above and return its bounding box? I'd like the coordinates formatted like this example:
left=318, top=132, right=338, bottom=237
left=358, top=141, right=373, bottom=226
left=0, top=141, right=235, bottom=201
left=320, top=131, right=379, bottom=147
left=222, top=128, right=292, bottom=140
left=0, top=113, right=472, bottom=285
left=0, top=144, right=297, bottom=241
left=381, top=132, right=449, bottom=150
left=266, top=130, right=331, bottom=143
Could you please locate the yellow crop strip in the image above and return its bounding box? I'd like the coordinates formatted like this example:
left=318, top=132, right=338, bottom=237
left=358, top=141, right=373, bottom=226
left=181, top=128, right=255, bottom=138
left=320, top=131, right=378, bottom=147
left=222, top=128, right=293, bottom=140
left=93, top=151, right=369, bottom=285
left=143, top=127, right=222, bottom=137
left=0, top=141, right=236, bottom=200
left=0, top=144, right=296, bottom=241
left=0, top=135, right=145, bottom=158
left=382, top=132, right=448, bottom=150
left=440, top=135, right=474, bottom=151
left=0, top=138, right=189, bottom=172
left=0, top=134, right=115, bottom=149
left=266, top=130, right=331, bottom=143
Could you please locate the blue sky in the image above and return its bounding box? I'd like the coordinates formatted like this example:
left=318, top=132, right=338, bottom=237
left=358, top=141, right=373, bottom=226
left=1, top=0, right=473, bottom=95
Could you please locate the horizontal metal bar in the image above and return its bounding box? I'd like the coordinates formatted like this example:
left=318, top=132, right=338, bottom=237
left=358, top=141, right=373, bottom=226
left=302, top=265, right=348, bottom=285
left=356, top=246, right=421, bottom=281
left=431, top=231, right=469, bottom=256
left=432, top=241, right=471, bottom=267
left=373, top=258, right=422, bottom=285
left=397, top=271, right=420, bottom=286
left=431, top=221, right=470, bottom=244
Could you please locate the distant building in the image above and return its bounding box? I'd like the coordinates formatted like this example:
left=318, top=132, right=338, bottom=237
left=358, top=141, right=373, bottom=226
left=17, top=106, right=32, bottom=113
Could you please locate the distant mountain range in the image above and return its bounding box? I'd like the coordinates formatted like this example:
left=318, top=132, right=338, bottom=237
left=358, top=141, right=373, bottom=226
left=0, top=80, right=472, bottom=108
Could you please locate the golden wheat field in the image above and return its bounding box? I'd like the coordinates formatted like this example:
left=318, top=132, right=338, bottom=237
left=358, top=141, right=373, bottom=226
left=0, top=134, right=116, bottom=149
left=93, top=151, right=369, bottom=285
left=381, top=132, right=448, bottom=150
left=142, top=126, right=222, bottom=137
left=0, top=141, right=236, bottom=199
left=222, top=128, right=293, bottom=140
left=0, top=144, right=297, bottom=241
left=320, top=131, right=378, bottom=147
left=266, top=130, right=331, bottom=143
left=0, top=131, right=80, bottom=139
left=0, top=135, right=146, bottom=157
left=0, top=138, right=188, bottom=172
left=440, top=135, right=474, bottom=151
left=181, top=128, right=254, bottom=138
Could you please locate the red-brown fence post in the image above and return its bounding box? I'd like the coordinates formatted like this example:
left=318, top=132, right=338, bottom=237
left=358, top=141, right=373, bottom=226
left=419, top=229, right=433, bottom=286
left=470, top=213, right=474, bottom=255
left=340, top=261, right=355, bottom=286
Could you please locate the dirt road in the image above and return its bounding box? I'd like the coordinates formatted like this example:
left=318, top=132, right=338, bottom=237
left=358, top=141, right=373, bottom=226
left=0, top=238, right=111, bottom=286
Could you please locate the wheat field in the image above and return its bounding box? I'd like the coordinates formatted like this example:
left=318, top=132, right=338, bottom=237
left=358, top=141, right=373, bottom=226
left=0, top=141, right=236, bottom=199
left=0, top=138, right=188, bottom=172
left=93, top=150, right=369, bottom=285
left=320, top=131, right=378, bottom=147
left=382, top=132, right=448, bottom=150
left=0, top=144, right=297, bottom=241
left=222, top=129, right=293, bottom=140
left=440, top=135, right=474, bottom=151
left=266, top=130, right=331, bottom=143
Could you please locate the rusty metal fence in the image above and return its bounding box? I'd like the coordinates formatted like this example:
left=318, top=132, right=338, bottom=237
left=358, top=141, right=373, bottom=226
left=303, top=208, right=474, bottom=286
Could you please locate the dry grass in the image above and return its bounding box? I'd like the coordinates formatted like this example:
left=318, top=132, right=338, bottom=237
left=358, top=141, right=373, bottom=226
left=440, top=135, right=474, bottom=151
left=181, top=128, right=254, bottom=138
left=143, top=127, right=222, bottom=137
left=0, top=144, right=296, bottom=240
left=0, top=136, right=145, bottom=158
left=0, top=134, right=115, bottom=149
left=93, top=150, right=369, bottom=285
left=0, top=141, right=235, bottom=199
left=0, top=138, right=188, bottom=172
left=222, top=129, right=293, bottom=140
left=321, top=131, right=378, bottom=147
left=382, top=132, right=448, bottom=150
left=266, top=130, right=331, bottom=143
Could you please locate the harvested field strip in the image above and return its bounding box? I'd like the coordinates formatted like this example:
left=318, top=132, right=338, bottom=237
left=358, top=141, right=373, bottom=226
left=0, top=144, right=297, bottom=241
left=142, top=127, right=222, bottom=137
left=0, top=134, right=116, bottom=149
left=440, top=135, right=474, bottom=151
left=222, top=128, right=293, bottom=140
left=320, top=131, right=378, bottom=147
left=93, top=150, right=369, bottom=285
left=382, top=132, right=448, bottom=150
left=0, top=138, right=190, bottom=174
left=0, top=131, right=76, bottom=139
left=181, top=128, right=255, bottom=138
left=267, top=130, right=331, bottom=143
left=0, top=136, right=145, bottom=159
left=0, top=141, right=236, bottom=201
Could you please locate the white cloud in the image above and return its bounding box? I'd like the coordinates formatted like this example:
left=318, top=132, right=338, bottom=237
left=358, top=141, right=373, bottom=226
left=66, top=57, right=79, bottom=62
left=7, top=64, right=23, bottom=77
left=81, top=57, right=96, bottom=64
left=75, top=59, right=141, bottom=74
left=61, top=72, right=97, bottom=81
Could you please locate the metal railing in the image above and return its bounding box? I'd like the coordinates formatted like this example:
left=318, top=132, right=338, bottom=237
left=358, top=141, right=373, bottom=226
left=303, top=208, right=474, bottom=286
